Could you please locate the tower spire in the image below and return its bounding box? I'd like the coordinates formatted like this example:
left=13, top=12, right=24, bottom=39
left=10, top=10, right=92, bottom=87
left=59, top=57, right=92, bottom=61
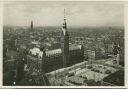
left=64, top=8, right=66, bottom=19
left=61, top=8, right=69, bottom=68
left=63, top=9, right=67, bottom=30
left=31, top=20, right=33, bottom=30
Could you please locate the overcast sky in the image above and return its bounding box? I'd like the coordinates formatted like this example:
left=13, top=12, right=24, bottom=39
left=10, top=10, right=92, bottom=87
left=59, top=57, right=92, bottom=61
left=3, top=1, right=124, bottom=27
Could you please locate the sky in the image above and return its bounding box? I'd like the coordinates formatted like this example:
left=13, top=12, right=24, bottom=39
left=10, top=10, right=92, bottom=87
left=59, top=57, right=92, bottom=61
left=3, top=1, right=124, bottom=27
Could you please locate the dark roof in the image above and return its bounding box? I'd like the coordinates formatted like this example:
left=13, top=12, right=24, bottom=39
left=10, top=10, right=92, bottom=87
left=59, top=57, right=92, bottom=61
left=103, top=70, right=124, bottom=86
left=6, top=50, right=18, bottom=58
left=18, top=72, right=50, bottom=86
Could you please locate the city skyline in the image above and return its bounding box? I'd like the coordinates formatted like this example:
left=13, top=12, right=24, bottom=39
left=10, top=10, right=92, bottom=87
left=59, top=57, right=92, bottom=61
left=3, top=1, right=125, bottom=86
left=3, top=1, right=124, bottom=27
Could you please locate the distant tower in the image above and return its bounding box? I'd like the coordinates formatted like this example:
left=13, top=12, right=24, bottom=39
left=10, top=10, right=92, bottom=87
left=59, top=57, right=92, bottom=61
left=30, top=20, right=35, bottom=41
left=61, top=9, right=69, bottom=67
left=31, top=21, right=33, bottom=30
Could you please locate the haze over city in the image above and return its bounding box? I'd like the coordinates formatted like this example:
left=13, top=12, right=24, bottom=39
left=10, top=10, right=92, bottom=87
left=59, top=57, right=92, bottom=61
left=3, top=1, right=124, bottom=86
left=4, top=1, right=124, bottom=27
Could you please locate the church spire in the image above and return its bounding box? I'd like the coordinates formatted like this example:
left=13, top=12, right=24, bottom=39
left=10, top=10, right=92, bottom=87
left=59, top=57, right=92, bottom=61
left=31, top=20, right=33, bottom=30
left=63, top=9, right=67, bottom=29
left=61, top=9, right=69, bottom=68
left=64, top=8, right=66, bottom=20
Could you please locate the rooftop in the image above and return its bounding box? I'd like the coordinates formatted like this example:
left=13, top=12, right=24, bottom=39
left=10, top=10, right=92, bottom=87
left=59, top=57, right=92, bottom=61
left=29, top=45, right=82, bottom=58
left=103, top=70, right=124, bottom=86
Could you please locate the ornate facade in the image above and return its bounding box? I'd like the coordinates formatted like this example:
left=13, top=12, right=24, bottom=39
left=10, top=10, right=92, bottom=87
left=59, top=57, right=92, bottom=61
left=27, top=10, right=85, bottom=73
